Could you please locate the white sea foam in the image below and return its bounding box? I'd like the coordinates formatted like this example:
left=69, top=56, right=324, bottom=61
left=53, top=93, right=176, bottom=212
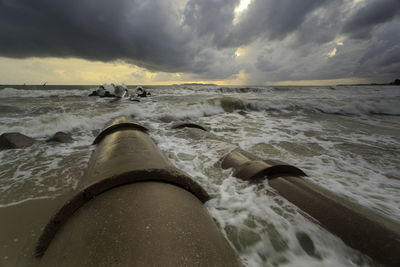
left=151, top=125, right=375, bottom=266
left=212, top=109, right=400, bottom=222
left=206, top=178, right=372, bottom=267
left=0, top=196, right=53, bottom=208
left=0, top=87, right=87, bottom=98
left=207, top=94, right=400, bottom=116
left=1, top=85, right=399, bottom=266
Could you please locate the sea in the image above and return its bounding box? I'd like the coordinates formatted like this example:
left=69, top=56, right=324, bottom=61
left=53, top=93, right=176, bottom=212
left=0, top=84, right=399, bottom=266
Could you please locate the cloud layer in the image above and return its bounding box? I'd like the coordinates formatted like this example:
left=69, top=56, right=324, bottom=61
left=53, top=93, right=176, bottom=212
left=1, top=0, right=399, bottom=83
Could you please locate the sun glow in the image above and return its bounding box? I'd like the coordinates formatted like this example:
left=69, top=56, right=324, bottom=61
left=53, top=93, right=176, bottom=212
left=328, top=47, right=337, bottom=57
left=235, top=0, right=251, bottom=14
left=233, top=0, right=252, bottom=24
left=235, top=47, right=246, bottom=57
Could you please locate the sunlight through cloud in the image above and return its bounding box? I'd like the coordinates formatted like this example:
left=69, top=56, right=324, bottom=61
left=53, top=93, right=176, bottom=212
left=233, top=0, right=252, bottom=24
left=235, top=0, right=251, bottom=14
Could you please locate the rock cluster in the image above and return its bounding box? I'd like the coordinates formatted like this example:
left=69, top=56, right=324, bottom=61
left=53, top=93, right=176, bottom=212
left=0, top=131, right=73, bottom=150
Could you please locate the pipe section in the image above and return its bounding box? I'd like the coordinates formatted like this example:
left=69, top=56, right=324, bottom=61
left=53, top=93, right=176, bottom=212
left=172, top=122, right=400, bottom=266
left=268, top=176, right=400, bottom=267
left=221, top=146, right=400, bottom=267
left=221, top=148, right=306, bottom=180
left=36, top=116, right=241, bottom=267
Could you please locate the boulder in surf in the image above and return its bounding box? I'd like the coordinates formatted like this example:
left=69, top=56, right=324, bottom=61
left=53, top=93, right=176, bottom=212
left=46, top=132, right=73, bottom=143
left=0, top=132, right=36, bottom=150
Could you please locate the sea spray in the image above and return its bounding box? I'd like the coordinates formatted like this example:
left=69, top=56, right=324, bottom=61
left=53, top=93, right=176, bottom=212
left=0, top=84, right=399, bottom=266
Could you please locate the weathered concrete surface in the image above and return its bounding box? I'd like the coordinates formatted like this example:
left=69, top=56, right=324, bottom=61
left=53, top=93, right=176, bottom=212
left=220, top=149, right=400, bottom=266
left=39, top=182, right=241, bottom=267
left=83, top=118, right=205, bottom=192
left=92, top=116, right=148, bottom=145
left=0, top=132, right=36, bottom=150
left=269, top=176, right=400, bottom=267
left=221, top=148, right=306, bottom=180
left=0, top=197, right=65, bottom=267
left=36, top=116, right=240, bottom=266
left=172, top=123, right=400, bottom=266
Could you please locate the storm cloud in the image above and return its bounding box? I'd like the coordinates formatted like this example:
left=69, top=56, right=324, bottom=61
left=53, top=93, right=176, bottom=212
left=0, top=0, right=399, bottom=83
left=342, top=0, right=400, bottom=39
left=0, top=0, right=194, bottom=72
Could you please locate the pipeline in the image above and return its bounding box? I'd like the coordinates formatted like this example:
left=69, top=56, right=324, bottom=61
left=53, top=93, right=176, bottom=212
left=35, top=117, right=241, bottom=267
left=173, top=122, right=400, bottom=267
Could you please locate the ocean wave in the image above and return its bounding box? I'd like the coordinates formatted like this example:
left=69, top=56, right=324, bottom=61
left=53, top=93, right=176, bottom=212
left=0, top=87, right=88, bottom=98
left=206, top=96, right=400, bottom=116
left=213, top=87, right=271, bottom=94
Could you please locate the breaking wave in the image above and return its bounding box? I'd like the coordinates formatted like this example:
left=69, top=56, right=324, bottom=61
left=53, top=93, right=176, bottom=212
left=0, top=87, right=88, bottom=98
left=207, top=96, right=400, bottom=116
left=209, top=87, right=272, bottom=94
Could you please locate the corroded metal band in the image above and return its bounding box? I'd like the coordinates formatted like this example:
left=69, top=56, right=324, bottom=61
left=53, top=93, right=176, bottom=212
left=35, top=168, right=210, bottom=258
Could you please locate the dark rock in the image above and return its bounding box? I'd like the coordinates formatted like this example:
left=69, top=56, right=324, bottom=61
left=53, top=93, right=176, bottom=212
left=129, top=97, right=140, bottom=102
left=88, top=91, right=99, bottom=96
left=46, top=132, right=73, bottom=143
left=296, top=231, right=321, bottom=259
left=390, top=79, right=400, bottom=85
left=159, top=115, right=177, bottom=123
left=170, top=122, right=207, bottom=131
left=0, top=132, right=36, bottom=150
left=100, top=91, right=115, bottom=98
left=136, top=87, right=151, bottom=97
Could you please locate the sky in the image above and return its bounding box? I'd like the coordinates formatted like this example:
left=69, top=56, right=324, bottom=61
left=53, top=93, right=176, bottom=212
left=0, top=0, right=399, bottom=85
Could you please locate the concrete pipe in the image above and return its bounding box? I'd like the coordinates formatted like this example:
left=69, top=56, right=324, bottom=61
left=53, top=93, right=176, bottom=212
left=35, top=116, right=241, bottom=267
left=221, top=148, right=400, bottom=267
left=221, top=148, right=306, bottom=180
left=171, top=123, right=400, bottom=266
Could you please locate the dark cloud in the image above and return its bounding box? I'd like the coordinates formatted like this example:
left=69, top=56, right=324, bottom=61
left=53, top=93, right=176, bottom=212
left=0, top=0, right=399, bottom=83
left=256, top=56, right=280, bottom=72
left=342, top=0, right=400, bottom=39
left=228, top=0, right=330, bottom=46
left=183, top=0, right=238, bottom=47
left=0, top=0, right=194, bottom=72
left=292, top=0, right=347, bottom=45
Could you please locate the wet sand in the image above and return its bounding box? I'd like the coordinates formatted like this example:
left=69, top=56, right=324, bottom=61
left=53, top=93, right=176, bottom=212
left=0, top=196, right=68, bottom=267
